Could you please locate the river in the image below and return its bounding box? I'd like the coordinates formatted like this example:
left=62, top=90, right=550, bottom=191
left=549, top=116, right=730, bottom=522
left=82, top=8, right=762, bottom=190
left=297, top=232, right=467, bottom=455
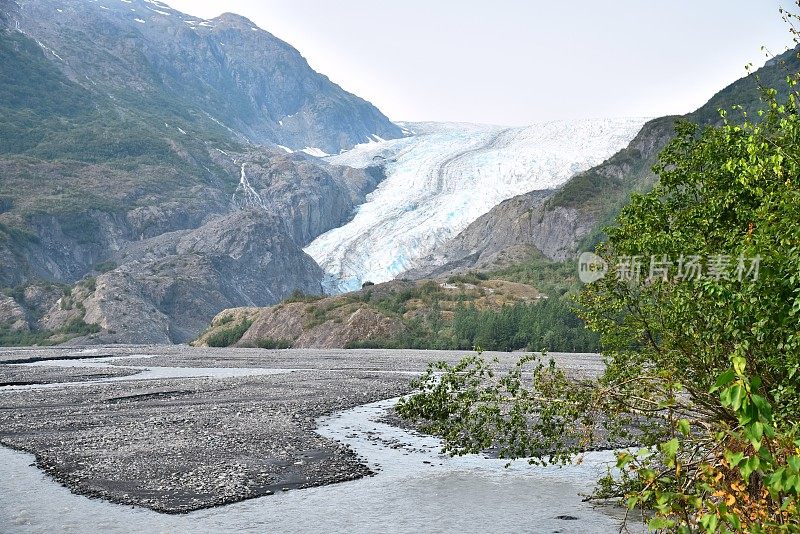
left=0, top=353, right=635, bottom=533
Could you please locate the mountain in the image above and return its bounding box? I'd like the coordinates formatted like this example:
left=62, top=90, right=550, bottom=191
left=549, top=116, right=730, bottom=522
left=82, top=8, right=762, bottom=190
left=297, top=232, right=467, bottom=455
left=305, top=119, right=647, bottom=292
left=1, top=0, right=401, bottom=155
left=407, top=47, right=800, bottom=277
left=0, top=0, right=397, bottom=344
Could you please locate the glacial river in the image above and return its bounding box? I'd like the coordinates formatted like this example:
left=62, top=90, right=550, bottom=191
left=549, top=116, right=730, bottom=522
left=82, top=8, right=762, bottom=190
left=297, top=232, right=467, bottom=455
left=0, top=356, right=635, bottom=534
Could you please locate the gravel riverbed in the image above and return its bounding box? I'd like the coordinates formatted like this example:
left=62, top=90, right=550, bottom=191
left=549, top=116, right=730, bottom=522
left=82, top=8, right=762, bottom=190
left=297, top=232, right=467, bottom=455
left=0, top=346, right=604, bottom=515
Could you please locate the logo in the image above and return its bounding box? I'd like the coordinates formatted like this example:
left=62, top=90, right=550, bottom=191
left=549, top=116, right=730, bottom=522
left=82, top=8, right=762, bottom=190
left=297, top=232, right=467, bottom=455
left=578, top=252, right=608, bottom=284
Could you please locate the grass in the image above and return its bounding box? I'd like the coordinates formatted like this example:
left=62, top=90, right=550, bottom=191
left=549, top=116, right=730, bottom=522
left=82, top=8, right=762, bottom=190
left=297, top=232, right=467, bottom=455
left=0, top=318, right=101, bottom=347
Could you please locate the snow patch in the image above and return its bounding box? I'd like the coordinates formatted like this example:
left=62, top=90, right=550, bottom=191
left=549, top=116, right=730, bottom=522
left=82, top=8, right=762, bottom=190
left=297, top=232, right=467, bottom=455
left=277, top=145, right=294, bottom=153
left=134, top=18, right=146, bottom=24
left=143, top=0, right=171, bottom=9
left=301, top=147, right=330, bottom=158
left=146, top=6, right=171, bottom=16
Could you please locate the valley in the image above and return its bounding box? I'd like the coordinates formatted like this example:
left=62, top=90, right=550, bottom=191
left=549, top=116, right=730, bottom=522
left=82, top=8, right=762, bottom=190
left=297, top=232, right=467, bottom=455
left=2, top=0, right=800, bottom=532
left=1, top=0, right=796, bottom=349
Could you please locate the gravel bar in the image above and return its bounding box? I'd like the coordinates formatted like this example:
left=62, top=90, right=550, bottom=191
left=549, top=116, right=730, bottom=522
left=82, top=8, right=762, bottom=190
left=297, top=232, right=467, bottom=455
left=0, top=346, right=603, bottom=514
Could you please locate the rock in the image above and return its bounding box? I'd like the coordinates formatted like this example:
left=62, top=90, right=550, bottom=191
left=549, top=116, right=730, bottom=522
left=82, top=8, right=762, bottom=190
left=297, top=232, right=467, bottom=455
left=0, top=153, right=386, bottom=344
left=0, top=294, right=29, bottom=332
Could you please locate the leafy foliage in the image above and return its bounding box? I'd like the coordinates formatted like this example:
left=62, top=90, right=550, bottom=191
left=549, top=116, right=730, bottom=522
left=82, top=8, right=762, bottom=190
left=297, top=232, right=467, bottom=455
left=331, top=273, right=598, bottom=352
left=450, top=299, right=599, bottom=353
left=249, top=338, right=292, bottom=350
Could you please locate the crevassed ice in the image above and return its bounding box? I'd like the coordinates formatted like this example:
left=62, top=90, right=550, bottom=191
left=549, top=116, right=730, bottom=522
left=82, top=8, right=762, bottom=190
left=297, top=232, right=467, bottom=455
left=305, top=119, right=648, bottom=293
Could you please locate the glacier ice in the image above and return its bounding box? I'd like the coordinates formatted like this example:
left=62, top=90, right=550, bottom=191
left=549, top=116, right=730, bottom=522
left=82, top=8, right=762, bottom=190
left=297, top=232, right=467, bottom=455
left=304, top=119, right=648, bottom=293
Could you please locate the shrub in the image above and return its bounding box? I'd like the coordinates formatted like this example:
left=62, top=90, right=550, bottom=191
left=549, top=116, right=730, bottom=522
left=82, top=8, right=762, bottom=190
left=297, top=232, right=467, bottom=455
left=205, top=319, right=253, bottom=347
left=282, top=289, right=324, bottom=304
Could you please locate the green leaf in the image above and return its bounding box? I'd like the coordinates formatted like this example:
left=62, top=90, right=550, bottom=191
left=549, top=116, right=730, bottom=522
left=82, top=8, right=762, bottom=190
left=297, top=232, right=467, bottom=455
left=740, top=456, right=761, bottom=482
left=616, top=452, right=634, bottom=468
left=751, top=394, right=773, bottom=420
left=722, top=385, right=746, bottom=412
left=660, top=438, right=680, bottom=459
left=648, top=517, right=675, bottom=531
left=748, top=421, right=764, bottom=449
left=714, top=370, right=736, bottom=391
left=699, top=513, right=719, bottom=532
left=789, top=455, right=800, bottom=473
left=677, top=419, right=691, bottom=436
left=724, top=450, right=745, bottom=468
left=732, top=356, right=747, bottom=376
left=766, top=468, right=786, bottom=492
left=785, top=474, right=800, bottom=495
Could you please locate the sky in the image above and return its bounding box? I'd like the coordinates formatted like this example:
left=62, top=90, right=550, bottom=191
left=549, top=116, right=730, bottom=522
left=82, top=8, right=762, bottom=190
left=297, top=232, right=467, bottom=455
left=166, top=0, right=795, bottom=126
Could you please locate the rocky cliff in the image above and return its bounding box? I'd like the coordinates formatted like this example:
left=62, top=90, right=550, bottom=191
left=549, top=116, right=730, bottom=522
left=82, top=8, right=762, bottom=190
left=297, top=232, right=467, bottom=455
left=0, top=148, right=386, bottom=344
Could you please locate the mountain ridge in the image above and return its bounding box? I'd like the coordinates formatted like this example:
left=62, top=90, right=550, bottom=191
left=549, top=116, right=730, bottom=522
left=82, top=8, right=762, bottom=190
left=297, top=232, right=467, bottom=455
left=2, top=0, right=402, bottom=154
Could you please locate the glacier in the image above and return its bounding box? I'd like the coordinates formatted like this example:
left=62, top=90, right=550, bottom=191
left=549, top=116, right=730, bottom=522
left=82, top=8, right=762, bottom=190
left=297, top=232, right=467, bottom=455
left=304, top=119, right=648, bottom=293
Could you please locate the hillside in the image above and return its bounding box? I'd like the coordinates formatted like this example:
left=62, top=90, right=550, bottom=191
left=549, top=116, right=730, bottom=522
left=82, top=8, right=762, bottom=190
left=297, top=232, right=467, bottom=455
left=194, top=259, right=597, bottom=353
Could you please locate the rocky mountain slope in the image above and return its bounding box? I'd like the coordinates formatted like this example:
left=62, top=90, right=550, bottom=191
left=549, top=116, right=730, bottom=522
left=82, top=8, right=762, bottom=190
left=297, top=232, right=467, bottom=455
left=194, top=47, right=800, bottom=353
left=0, top=0, right=398, bottom=344
left=0, top=147, right=387, bottom=344
left=2, top=0, right=401, bottom=154
left=407, top=47, right=800, bottom=277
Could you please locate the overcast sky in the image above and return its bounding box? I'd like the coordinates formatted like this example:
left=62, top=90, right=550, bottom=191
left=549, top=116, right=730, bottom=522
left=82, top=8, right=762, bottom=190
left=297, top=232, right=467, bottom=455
left=166, top=0, right=794, bottom=125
